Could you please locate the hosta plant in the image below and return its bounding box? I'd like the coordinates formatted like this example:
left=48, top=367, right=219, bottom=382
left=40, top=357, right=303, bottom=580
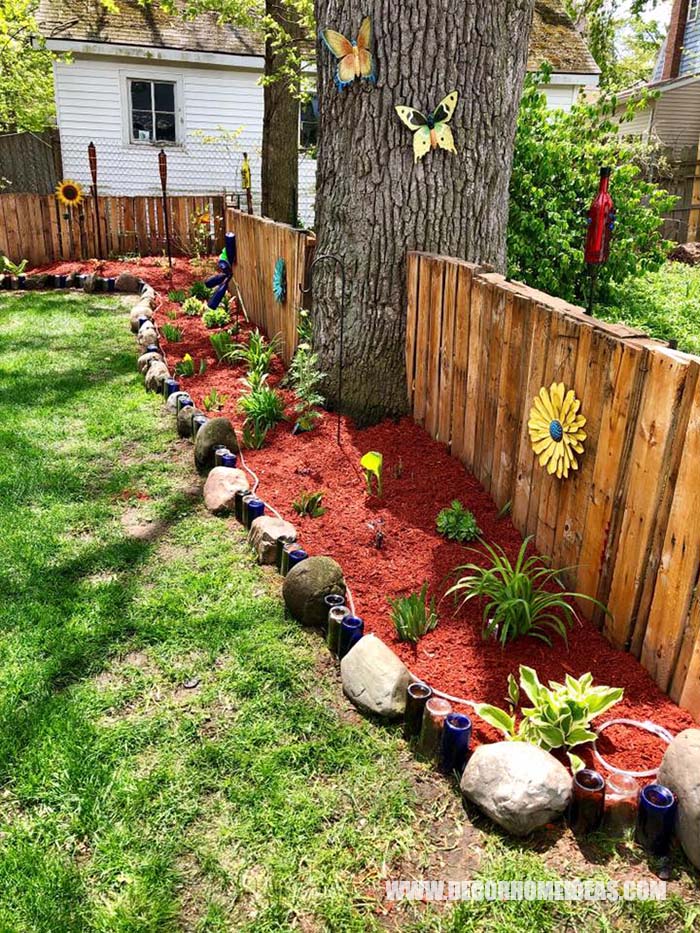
left=202, top=306, right=230, bottom=329
left=292, top=490, right=327, bottom=518
left=389, top=584, right=438, bottom=644
left=446, top=536, right=609, bottom=646
left=476, top=666, right=624, bottom=771
left=182, top=296, right=204, bottom=317
left=0, top=256, right=28, bottom=275
left=436, top=501, right=481, bottom=543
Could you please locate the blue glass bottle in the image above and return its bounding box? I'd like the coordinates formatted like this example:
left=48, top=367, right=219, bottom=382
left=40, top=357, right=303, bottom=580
left=636, top=784, right=677, bottom=856
left=221, top=452, right=237, bottom=469
left=192, top=414, right=208, bottom=437
left=163, top=377, right=180, bottom=399
left=338, top=615, right=364, bottom=659
left=438, top=713, right=472, bottom=775
left=246, top=499, right=265, bottom=528
left=287, top=548, right=308, bottom=571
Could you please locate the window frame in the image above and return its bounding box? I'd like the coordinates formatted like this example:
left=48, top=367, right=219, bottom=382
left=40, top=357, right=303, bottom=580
left=120, top=71, right=184, bottom=148
left=689, top=0, right=699, bottom=22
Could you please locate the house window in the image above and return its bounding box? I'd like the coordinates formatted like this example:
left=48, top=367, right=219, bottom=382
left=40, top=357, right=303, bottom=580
left=689, top=0, right=699, bottom=22
left=300, top=96, right=319, bottom=151
left=129, top=79, right=177, bottom=143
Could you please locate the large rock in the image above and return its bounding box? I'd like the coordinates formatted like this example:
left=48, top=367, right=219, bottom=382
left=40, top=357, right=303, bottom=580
left=177, top=406, right=201, bottom=438
left=194, top=417, right=239, bottom=473
left=460, top=743, right=572, bottom=836
left=165, top=390, right=188, bottom=413
left=144, top=360, right=170, bottom=393
left=137, top=323, right=159, bottom=348
left=130, top=303, right=155, bottom=332
left=249, top=515, right=296, bottom=564
left=282, top=556, right=345, bottom=626
left=203, top=467, right=249, bottom=514
left=116, top=272, right=142, bottom=293
left=137, top=350, right=164, bottom=374
left=340, top=634, right=412, bottom=718
left=658, top=729, right=700, bottom=869
left=141, top=284, right=157, bottom=303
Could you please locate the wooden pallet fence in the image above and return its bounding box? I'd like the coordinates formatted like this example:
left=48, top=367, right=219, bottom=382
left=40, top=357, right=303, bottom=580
left=225, top=209, right=316, bottom=363
left=405, top=251, right=700, bottom=720
left=0, top=193, right=225, bottom=268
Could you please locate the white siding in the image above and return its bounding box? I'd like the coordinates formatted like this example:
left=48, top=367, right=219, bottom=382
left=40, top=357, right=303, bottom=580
left=540, top=83, right=578, bottom=111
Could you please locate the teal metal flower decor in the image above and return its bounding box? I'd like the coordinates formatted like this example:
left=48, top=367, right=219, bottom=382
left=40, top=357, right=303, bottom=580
left=273, top=257, right=287, bottom=303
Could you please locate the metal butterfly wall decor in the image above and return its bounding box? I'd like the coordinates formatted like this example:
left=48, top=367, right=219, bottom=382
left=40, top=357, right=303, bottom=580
left=321, top=16, right=376, bottom=90
left=395, top=91, right=459, bottom=163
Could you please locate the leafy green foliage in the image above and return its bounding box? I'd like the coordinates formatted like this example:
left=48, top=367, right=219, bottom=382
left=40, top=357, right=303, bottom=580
left=0, top=1, right=56, bottom=132
left=174, top=353, right=206, bottom=377
left=227, top=328, right=281, bottom=374
left=476, top=666, right=624, bottom=771
left=160, top=323, right=182, bottom=342
left=209, top=328, right=237, bottom=361
left=241, top=419, right=269, bottom=450
left=0, top=255, right=27, bottom=275
left=202, top=388, right=228, bottom=411
left=238, top=385, right=285, bottom=432
left=292, top=490, right=327, bottom=518
left=436, top=500, right=481, bottom=543
left=288, top=310, right=325, bottom=431
left=202, top=306, right=230, bottom=329
left=388, top=583, right=438, bottom=644
left=181, top=296, right=204, bottom=317
left=167, top=289, right=186, bottom=303
left=447, top=536, right=610, bottom=647
left=189, top=281, right=212, bottom=300
left=508, top=69, right=676, bottom=305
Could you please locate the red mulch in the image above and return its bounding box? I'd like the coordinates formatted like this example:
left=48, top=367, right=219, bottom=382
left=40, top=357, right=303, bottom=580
left=36, top=257, right=697, bottom=776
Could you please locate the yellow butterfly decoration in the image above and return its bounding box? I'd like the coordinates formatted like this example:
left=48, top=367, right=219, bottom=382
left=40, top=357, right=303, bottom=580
left=395, top=91, right=459, bottom=163
left=321, top=16, right=376, bottom=90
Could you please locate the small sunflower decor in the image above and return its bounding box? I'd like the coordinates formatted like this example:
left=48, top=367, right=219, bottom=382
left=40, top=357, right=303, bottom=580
left=55, top=179, right=84, bottom=209
left=528, top=382, right=587, bottom=479
left=273, top=257, right=287, bottom=303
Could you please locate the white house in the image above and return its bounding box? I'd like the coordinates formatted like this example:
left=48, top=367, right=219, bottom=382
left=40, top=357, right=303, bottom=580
left=38, top=0, right=599, bottom=228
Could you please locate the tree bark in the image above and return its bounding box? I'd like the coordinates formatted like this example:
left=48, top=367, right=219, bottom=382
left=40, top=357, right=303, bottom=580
left=261, top=0, right=301, bottom=224
left=313, top=0, right=536, bottom=426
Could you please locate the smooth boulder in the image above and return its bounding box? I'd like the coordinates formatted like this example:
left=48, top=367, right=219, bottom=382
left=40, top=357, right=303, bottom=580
left=177, top=406, right=201, bottom=438
left=249, top=516, right=296, bottom=564
left=116, top=272, right=142, bottom=293
left=658, top=729, right=700, bottom=869
left=144, top=360, right=170, bottom=393
left=138, top=350, right=164, bottom=374
left=165, top=390, right=188, bottom=413
left=340, top=634, right=411, bottom=718
left=282, top=556, right=345, bottom=626
left=194, top=417, right=239, bottom=473
left=138, top=323, right=159, bottom=348
left=460, top=743, right=572, bottom=836
left=203, top=467, right=249, bottom=514
left=130, top=303, right=155, bottom=332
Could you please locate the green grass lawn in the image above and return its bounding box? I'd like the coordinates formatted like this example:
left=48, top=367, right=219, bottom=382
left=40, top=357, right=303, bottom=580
left=0, top=290, right=698, bottom=933
left=600, top=263, right=700, bottom=356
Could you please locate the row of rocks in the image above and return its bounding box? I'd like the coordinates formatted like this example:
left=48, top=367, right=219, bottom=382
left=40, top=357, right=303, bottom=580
left=0, top=270, right=149, bottom=294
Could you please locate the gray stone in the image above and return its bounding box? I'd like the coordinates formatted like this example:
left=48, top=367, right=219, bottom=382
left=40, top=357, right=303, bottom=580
left=165, top=390, right=188, bottom=414
left=177, top=406, right=201, bottom=438
left=141, top=284, right=157, bottom=303
left=460, top=743, right=572, bottom=836
left=249, top=516, right=296, bottom=564
left=83, top=273, right=102, bottom=293
left=137, top=350, right=164, bottom=374
left=658, top=729, right=700, bottom=869
left=144, top=360, right=170, bottom=393
left=203, top=467, right=249, bottom=514
left=130, top=302, right=155, bottom=332
left=282, top=556, right=345, bottom=626
left=137, top=323, right=159, bottom=348
left=194, top=417, right=239, bottom=473
left=115, top=272, right=142, bottom=293
left=340, top=634, right=412, bottom=718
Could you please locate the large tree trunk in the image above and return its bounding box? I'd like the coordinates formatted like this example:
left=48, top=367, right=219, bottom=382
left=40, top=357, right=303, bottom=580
left=261, top=0, right=301, bottom=224
left=313, top=0, right=536, bottom=425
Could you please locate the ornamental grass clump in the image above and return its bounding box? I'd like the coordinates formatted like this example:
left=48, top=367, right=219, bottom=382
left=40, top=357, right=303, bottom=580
left=238, top=385, right=285, bottom=432
left=226, top=329, right=281, bottom=374
left=436, top=500, right=481, bottom=542
left=476, top=666, right=623, bottom=771
left=446, top=536, right=609, bottom=647
left=389, top=584, right=438, bottom=644
left=160, top=323, right=182, bottom=342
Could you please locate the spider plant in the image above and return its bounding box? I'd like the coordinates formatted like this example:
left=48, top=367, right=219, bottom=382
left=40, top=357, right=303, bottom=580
left=446, top=536, right=609, bottom=647
left=389, top=584, right=438, bottom=644
left=237, top=385, right=285, bottom=432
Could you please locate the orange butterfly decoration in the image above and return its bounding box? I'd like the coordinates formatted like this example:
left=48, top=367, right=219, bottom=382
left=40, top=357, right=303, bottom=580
left=321, top=16, right=376, bottom=90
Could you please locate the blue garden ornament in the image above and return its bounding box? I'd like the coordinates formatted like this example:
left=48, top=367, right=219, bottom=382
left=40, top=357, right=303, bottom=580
left=273, top=257, right=287, bottom=303
left=205, top=232, right=237, bottom=310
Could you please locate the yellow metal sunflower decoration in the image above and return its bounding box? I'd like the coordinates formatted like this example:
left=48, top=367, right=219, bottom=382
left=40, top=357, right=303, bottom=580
left=55, top=179, right=84, bottom=208
left=528, top=382, right=586, bottom=479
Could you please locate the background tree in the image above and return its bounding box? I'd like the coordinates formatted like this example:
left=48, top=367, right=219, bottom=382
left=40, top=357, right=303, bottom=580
left=312, top=1, right=537, bottom=424
left=0, top=0, right=55, bottom=133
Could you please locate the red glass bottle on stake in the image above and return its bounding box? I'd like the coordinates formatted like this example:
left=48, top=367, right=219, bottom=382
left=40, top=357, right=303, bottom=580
left=584, top=166, right=615, bottom=315
left=158, top=149, right=173, bottom=270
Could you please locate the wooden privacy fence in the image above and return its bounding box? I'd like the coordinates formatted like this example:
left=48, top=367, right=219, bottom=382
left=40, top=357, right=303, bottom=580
left=0, top=193, right=225, bottom=268
left=226, top=209, right=315, bottom=363
left=406, top=251, right=700, bottom=720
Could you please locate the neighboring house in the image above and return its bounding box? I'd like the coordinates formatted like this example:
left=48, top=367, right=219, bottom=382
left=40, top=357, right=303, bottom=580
left=38, top=0, right=599, bottom=228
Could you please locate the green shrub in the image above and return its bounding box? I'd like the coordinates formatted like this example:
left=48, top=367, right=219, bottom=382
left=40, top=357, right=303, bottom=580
left=226, top=329, right=281, bottom=374
left=167, top=289, right=186, bottom=303
left=289, top=331, right=325, bottom=432
left=476, top=666, right=623, bottom=772
left=436, top=501, right=481, bottom=543
left=446, top=536, right=609, bottom=647
left=238, top=385, right=285, bottom=432
left=209, top=329, right=237, bottom=361
left=174, top=354, right=207, bottom=377
left=292, top=490, right=327, bottom=518
left=202, top=306, right=230, bottom=329
left=182, top=297, right=204, bottom=317
left=160, top=323, right=182, bottom=342
left=189, top=281, right=211, bottom=300
left=389, top=583, right=438, bottom=644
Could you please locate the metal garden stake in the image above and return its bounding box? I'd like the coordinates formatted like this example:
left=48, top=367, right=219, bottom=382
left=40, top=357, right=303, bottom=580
left=87, top=141, right=103, bottom=259
left=158, top=148, right=173, bottom=269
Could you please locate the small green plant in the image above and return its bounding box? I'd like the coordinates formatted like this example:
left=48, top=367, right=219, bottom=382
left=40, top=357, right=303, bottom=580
left=242, top=420, right=269, bottom=450
left=475, top=666, right=624, bottom=772
left=202, top=306, right=230, bottom=329
left=182, top=296, right=204, bottom=317
left=175, top=353, right=195, bottom=377
left=226, top=329, right=281, bottom=374
left=160, top=323, right=182, bottom=342
left=446, top=537, right=610, bottom=647
left=189, top=281, right=212, bottom=300
left=167, top=289, right=186, bottom=303
left=436, top=501, right=481, bottom=543
left=238, top=385, right=285, bottom=431
left=289, top=339, right=326, bottom=432
left=389, top=583, right=438, bottom=644
left=209, top=329, right=237, bottom=361
left=203, top=388, right=228, bottom=412
left=360, top=451, right=383, bottom=497
left=0, top=255, right=28, bottom=275
left=292, top=490, right=327, bottom=518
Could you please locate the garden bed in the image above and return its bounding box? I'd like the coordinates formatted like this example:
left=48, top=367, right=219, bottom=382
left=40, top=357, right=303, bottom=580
left=34, top=257, right=697, bottom=775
